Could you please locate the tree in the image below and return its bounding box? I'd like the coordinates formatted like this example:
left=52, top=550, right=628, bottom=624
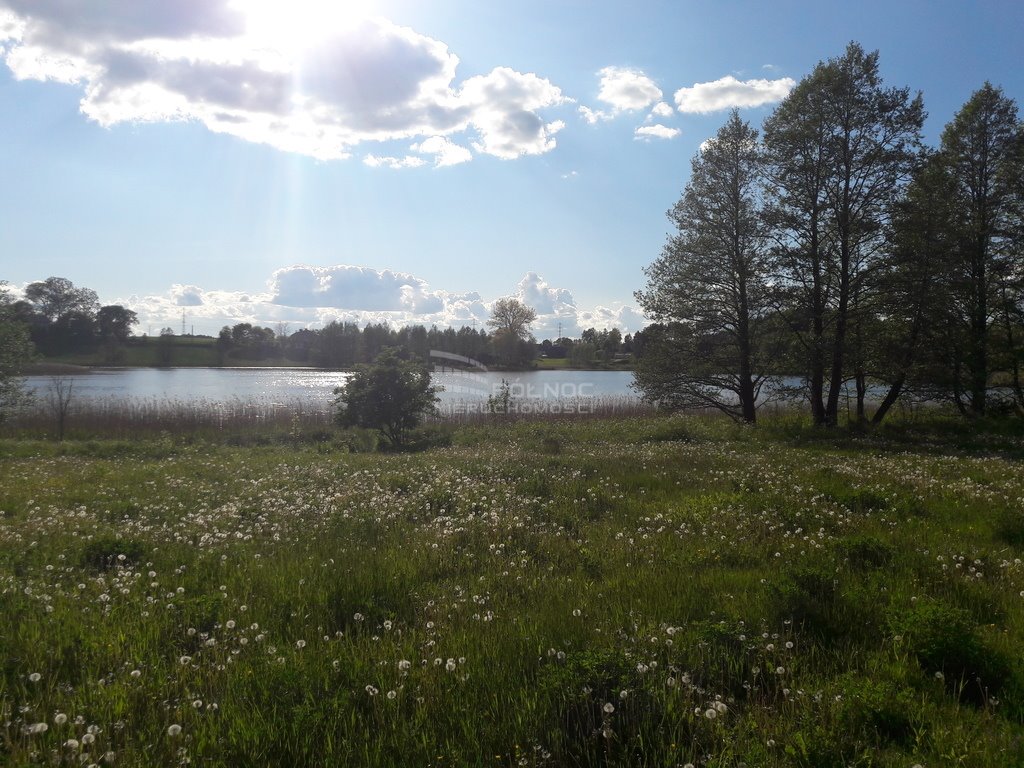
left=935, top=83, right=1023, bottom=416
left=0, top=283, right=34, bottom=420
left=334, top=348, right=441, bottom=448
left=487, top=297, right=537, bottom=368
left=487, top=297, right=537, bottom=339
left=157, top=327, right=176, bottom=365
left=24, top=277, right=99, bottom=322
left=636, top=110, right=772, bottom=423
left=763, top=42, right=924, bottom=426
left=869, top=151, right=959, bottom=423
left=96, top=305, right=138, bottom=342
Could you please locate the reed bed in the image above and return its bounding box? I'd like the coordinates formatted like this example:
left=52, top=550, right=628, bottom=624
left=2, top=394, right=653, bottom=439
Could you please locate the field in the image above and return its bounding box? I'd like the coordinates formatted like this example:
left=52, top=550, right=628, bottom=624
left=2, top=415, right=1024, bottom=766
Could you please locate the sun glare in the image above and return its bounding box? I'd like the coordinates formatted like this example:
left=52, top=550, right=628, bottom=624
left=233, top=0, right=376, bottom=49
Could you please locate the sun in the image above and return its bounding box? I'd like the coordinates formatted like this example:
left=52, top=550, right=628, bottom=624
left=232, top=0, right=376, bottom=49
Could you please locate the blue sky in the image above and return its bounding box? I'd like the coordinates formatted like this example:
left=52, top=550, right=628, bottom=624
left=1, top=0, right=1022, bottom=338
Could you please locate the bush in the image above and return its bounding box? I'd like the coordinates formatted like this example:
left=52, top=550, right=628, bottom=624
left=334, top=348, right=441, bottom=449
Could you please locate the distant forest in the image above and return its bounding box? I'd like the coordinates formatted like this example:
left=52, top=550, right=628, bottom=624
left=5, top=276, right=639, bottom=370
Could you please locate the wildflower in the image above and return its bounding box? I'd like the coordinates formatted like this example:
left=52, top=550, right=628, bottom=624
left=704, top=708, right=717, bottom=719
left=226, top=620, right=236, bottom=629
left=82, top=733, right=95, bottom=745
left=30, top=722, right=48, bottom=735
left=295, top=640, right=306, bottom=649
left=65, top=739, right=80, bottom=749
left=192, top=700, right=202, bottom=709
left=776, top=666, right=785, bottom=675
left=179, top=656, right=191, bottom=666
left=365, top=685, right=379, bottom=696
left=934, top=671, right=944, bottom=681
left=354, top=613, right=365, bottom=622
left=446, top=659, right=457, bottom=672
left=28, top=672, right=42, bottom=683
left=572, top=609, right=581, bottom=617
left=167, top=724, right=182, bottom=737
left=398, top=660, right=411, bottom=671
left=130, top=669, right=141, bottom=678
left=387, top=690, right=397, bottom=700
left=603, top=703, right=615, bottom=714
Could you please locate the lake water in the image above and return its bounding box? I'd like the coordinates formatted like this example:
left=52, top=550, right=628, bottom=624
left=22, top=368, right=639, bottom=406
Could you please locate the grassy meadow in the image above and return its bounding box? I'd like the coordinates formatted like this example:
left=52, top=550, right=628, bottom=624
left=2, top=414, right=1024, bottom=766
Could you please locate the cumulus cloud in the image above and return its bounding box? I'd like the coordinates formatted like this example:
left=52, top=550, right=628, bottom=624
left=170, top=284, right=205, bottom=306
left=111, top=266, right=646, bottom=338
left=649, top=101, right=674, bottom=118
left=578, top=105, right=611, bottom=124
left=674, top=75, right=795, bottom=113
left=596, top=66, right=662, bottom=111
left=579, top=65, right=667, bottom=127
left=363, top=154, right=426, bottom=169
left=515, top=272, right=576, bottom=315
left=411, top=135, right=472, bottom=167
left=0, top=2, right=569, bottom=161
left=634, top=124, right=680, bottom=140
left=269, top=265, right=447, bottom=313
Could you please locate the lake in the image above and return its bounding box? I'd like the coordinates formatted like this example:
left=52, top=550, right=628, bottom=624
left=22, top=368, right=640, bottom=407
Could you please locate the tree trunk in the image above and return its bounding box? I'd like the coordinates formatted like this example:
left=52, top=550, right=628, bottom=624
left=872, top=373, right=906, bottom=425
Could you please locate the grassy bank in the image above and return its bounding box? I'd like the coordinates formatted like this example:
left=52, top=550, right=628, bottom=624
left=1, top=415, right=1023, bottom=766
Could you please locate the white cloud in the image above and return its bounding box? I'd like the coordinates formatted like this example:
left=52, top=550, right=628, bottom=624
left=363, top=154, right=427, bottom=169
left=515, top=272, right=576, bottom=315
left=112, top=267, right=646, bottom=338
left=579, top=65, right=667, bottom=127
left=634, top=124, right=680, bottom=140
left=596, top=66, right=662, bottom=111
left=170, top=284, right=205, bottom=306
left=460, top=67, right=568, bottom=159
left=411, top=135, right=472, bottom=167
left=0, top=3, right=569, bottom=161
left=674, top=75, right=795, bottom=113
left=649, top=101, right=674, bottom=118
left=269, top=265, right=446, bottom=313
left=578, top=105, right=611, bottom=124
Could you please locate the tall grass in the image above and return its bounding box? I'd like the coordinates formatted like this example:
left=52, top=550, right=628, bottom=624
left=1, top=414, right=1022, bottom=766
left=2, top=394, right=655, bottom=439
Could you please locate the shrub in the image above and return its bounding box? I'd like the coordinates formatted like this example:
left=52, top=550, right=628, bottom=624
left=334, top=349, right=440, bottom=448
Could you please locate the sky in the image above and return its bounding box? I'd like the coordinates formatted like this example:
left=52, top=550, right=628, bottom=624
left=1, top=0, right=1022, bottom=339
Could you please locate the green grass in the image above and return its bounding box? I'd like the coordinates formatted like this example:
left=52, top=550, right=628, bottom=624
left=1, top=414, right=1023, bottom=766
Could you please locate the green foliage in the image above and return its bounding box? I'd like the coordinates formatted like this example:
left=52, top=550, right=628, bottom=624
left=0, top=284, right=34, bottom=421
left=333, top=348, right=441, bottom=448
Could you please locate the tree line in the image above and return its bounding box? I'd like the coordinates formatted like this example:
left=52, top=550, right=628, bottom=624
left=2, top=277, right=138, bottom=362
left=636, top=43, right=1024, bottom=425
left=0, top=276, right=640, bottom=373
